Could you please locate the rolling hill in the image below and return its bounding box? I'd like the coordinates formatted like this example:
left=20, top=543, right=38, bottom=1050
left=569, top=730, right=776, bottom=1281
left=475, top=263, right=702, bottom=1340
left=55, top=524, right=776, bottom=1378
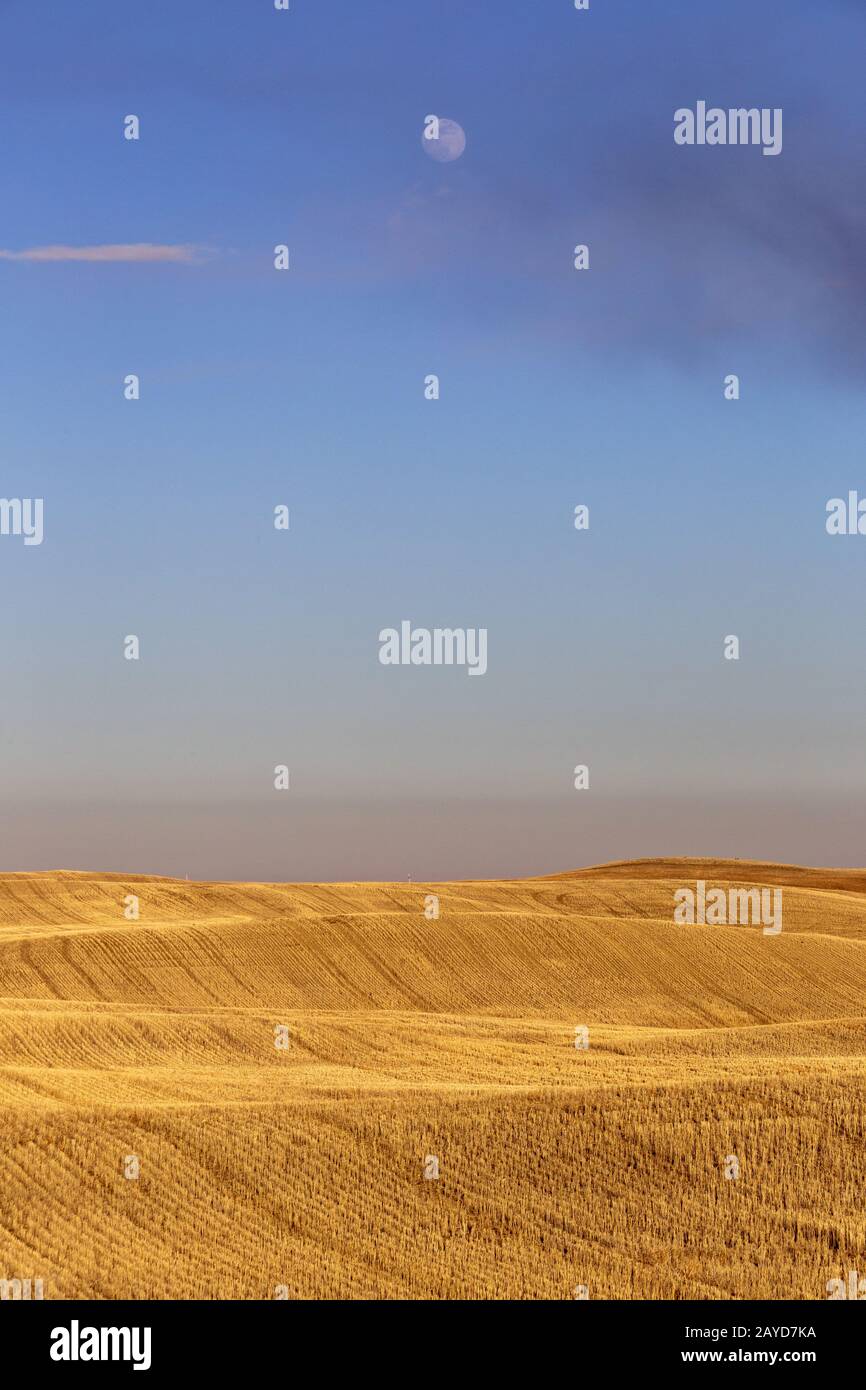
left=0, top=858, right=863, bottom=1299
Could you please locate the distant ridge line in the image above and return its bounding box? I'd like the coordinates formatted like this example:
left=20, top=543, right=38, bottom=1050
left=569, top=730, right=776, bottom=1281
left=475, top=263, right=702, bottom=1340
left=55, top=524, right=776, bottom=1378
left=0, top=856, right=865, bottom=893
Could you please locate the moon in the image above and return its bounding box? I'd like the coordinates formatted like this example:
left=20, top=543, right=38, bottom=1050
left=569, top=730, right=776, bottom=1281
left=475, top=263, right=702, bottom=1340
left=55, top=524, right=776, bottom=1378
left=422, top=117, right=466, bottom=163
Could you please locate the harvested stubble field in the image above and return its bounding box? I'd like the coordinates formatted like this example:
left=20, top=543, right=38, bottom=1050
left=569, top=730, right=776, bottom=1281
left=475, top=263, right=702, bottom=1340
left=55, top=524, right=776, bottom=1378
left=0, top=857, right=863, bottom=1299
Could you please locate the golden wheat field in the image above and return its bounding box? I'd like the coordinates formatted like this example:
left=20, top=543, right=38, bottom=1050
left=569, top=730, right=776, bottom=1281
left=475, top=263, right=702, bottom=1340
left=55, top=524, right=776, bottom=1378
left=0, top=856, right=863, bottom=1300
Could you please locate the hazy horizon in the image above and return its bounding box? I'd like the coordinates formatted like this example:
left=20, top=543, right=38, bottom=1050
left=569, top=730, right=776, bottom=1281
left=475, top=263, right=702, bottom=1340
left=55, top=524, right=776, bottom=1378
left=2, top=794, right=864, bottom=882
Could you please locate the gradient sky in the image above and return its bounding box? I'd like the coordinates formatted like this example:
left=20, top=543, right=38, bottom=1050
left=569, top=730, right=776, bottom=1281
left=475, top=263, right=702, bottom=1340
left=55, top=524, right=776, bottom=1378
left=1, top=0, right=864, bottom=879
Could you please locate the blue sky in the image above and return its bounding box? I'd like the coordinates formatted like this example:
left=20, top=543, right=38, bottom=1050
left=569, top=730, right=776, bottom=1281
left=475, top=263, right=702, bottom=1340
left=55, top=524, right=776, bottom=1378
left=1, top=0, right=864, bottom=878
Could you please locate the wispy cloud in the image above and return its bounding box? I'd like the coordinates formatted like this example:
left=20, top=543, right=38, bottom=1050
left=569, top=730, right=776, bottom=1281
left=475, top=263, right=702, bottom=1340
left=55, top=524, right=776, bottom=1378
left=0, top=243, right=208, bottom=263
